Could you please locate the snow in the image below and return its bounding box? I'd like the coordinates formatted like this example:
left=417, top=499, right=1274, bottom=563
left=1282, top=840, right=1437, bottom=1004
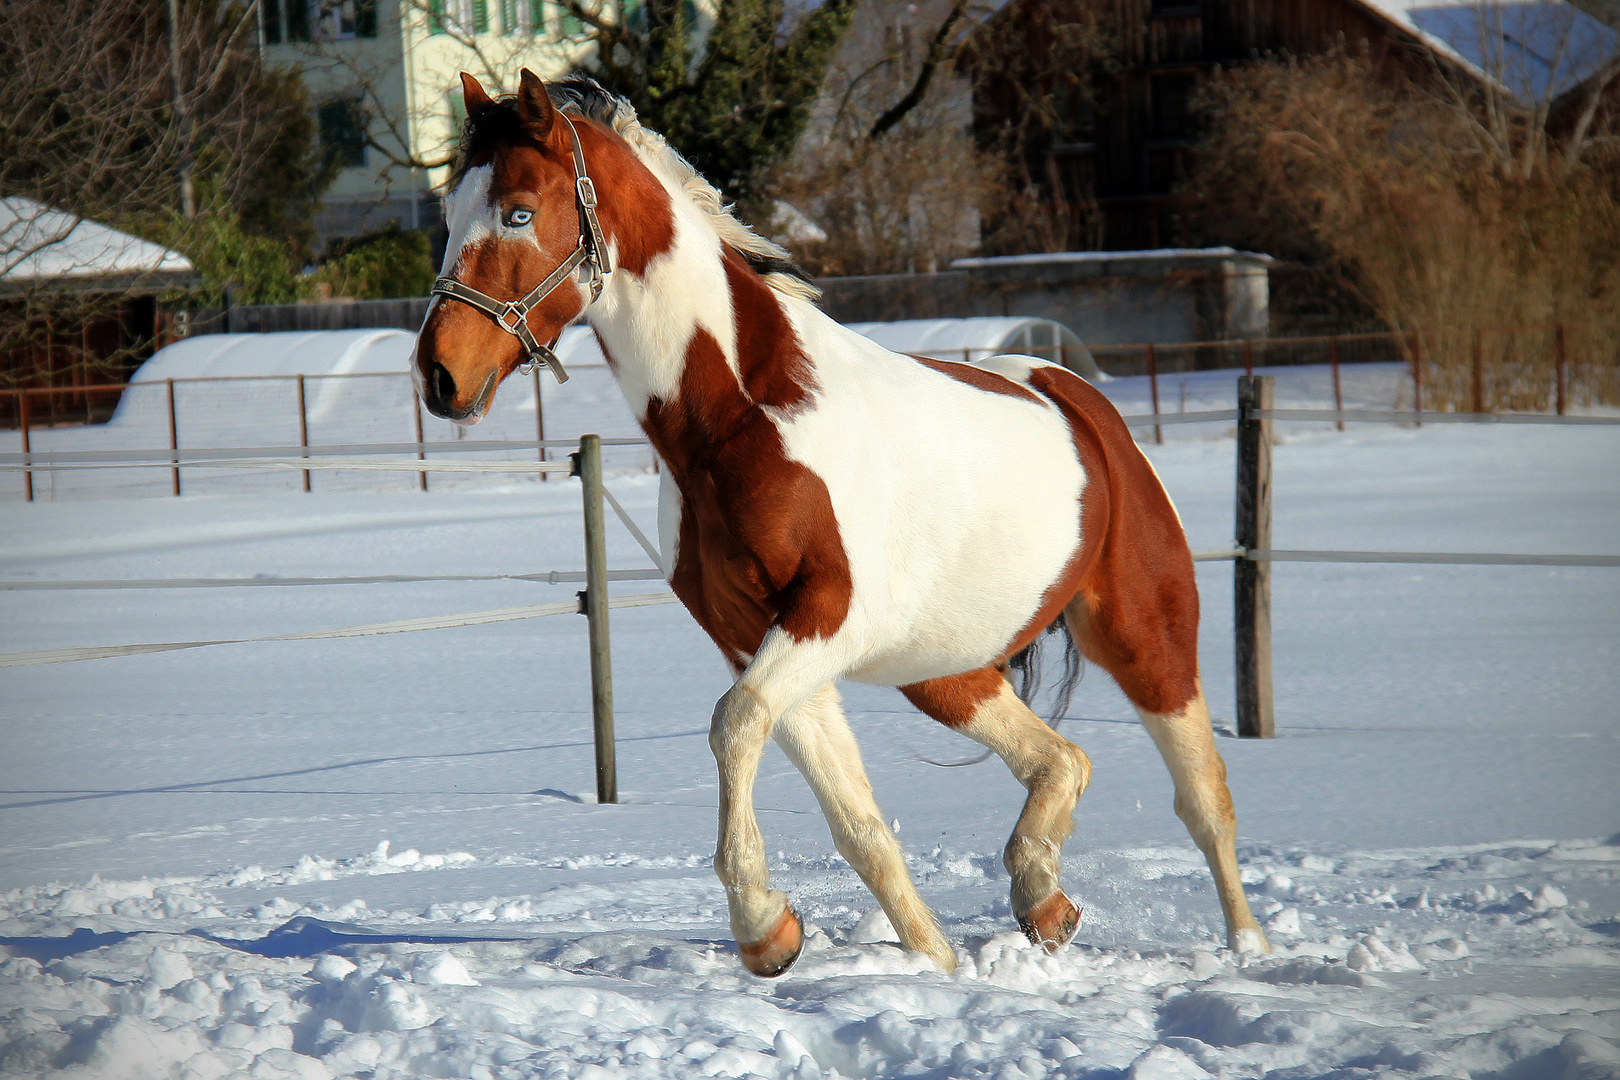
left=1, top=363, right=1618, bottom=1079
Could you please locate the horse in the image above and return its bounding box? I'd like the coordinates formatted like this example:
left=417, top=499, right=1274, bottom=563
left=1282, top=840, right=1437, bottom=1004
left=414, top=69, right=1269, bottom=977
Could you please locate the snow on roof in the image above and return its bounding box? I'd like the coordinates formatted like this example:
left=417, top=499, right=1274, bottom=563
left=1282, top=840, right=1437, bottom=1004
left=1357, top=0, right=1617, bottom=100
left=137, top=319, right=1103, bottom=384
left=0, top=197, right=194, bottom=284
left=130, top=326, right=613, bottom=382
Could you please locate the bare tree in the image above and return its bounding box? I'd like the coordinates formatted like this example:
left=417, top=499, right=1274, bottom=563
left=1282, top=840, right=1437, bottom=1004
left=1, top=0, right=328, bottom=387
left=769, top=0, right=1012, bottom=275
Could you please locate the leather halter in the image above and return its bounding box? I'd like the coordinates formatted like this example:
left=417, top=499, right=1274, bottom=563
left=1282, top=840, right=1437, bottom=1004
left=430, top=113, right=611, bottom=384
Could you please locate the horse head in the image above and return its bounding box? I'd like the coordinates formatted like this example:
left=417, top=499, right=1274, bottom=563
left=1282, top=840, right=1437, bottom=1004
left=415, top=69, right=607, bottom=423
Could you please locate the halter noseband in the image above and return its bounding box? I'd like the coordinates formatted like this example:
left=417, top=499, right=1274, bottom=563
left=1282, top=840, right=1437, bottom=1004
left=430, top=113, right=611, bottom=384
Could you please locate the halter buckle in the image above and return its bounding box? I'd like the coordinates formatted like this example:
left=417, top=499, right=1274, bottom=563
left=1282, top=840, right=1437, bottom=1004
left=576, top=175, right=598, bottom=209
left=498, top=302, right=527, bottom=332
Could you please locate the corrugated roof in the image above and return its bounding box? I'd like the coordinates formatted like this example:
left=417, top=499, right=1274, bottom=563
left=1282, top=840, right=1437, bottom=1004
left=1357, top=0, right=1616, bottom=100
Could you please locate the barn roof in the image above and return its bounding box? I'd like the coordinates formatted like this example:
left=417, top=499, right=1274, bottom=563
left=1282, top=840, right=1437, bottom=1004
left=1, top=197, right=194, bottom=288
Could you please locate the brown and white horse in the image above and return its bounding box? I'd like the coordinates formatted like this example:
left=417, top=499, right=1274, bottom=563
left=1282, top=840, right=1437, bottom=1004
left=415, top=70, right=1268, bottom=976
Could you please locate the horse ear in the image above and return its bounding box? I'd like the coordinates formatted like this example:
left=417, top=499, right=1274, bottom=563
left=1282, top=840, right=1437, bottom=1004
left=460, top=72, right=494, bottom=118
left=517, top=68, right=555, bottom=141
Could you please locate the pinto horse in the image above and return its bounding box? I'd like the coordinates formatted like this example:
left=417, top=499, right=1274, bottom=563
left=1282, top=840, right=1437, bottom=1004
left=415, top=70, right=1269, bottom=976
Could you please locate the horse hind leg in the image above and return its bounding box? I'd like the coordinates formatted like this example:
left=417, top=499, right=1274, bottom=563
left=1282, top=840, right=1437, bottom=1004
left=1063, top=594, right=1269, bottom=954
left=773, top=685, right=955, bottom=971
left=1138, top=681, right=1269, bottom=953
left=903, top=667, right=1092, bottom=951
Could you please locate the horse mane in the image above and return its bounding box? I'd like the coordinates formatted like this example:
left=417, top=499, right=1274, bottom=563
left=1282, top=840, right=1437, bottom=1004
left=448, top=76, right=819, bottom=303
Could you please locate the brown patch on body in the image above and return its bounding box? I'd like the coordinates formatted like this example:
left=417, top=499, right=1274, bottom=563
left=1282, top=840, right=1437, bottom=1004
left=900, top=665, right=1007, bottom=729
left=1023, top=365, right=1201, bottom=716
left=642, top=248, right=852, bottom=657
left=912, top=356, right=1044, bottom=403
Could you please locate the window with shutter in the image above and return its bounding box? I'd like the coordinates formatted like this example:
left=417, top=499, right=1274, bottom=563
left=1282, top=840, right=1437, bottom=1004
left=319, top=99, right=368, bottom=168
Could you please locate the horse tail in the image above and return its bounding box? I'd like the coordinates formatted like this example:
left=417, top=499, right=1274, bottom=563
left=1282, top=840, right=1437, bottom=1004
left=1008, top=616, right=1084, bottom=726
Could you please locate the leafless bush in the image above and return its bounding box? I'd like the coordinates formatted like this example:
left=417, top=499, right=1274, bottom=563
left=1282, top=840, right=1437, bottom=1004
left=1187, top=44, right=1620, bottom=411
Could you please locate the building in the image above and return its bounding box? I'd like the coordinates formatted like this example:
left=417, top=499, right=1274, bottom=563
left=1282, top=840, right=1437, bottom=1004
left=966, top=0, right=1618, bottom=253
left=1, top=198, right=196, bottom=427
left=260, top=0, right=600, bottom=247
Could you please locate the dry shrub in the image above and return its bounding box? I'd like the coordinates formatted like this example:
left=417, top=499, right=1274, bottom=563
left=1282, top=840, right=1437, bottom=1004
left=1188, top=49, right=1620, bottom=411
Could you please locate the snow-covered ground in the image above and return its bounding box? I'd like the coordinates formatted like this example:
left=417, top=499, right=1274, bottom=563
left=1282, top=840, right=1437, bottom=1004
left=1, top=364, right=1617, bottom=1079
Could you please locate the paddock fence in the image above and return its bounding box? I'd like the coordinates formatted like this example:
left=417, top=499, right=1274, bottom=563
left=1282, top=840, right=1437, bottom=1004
left=6, top=322, right=1612, bottom=500
left=5, top=378, right=1618, bottom=800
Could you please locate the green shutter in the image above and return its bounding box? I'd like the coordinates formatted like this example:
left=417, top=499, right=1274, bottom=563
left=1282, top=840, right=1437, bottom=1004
left=287, top=0, right=310, bottom=41
left=473, top=0, right=488, bottom=32
left=428, top=0, right=445, bottom=34
left=355, top=0, right=378, bottom=37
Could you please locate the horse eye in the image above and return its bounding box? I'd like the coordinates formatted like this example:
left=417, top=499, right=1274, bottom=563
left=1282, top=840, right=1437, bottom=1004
left=504, top=207, right=534, bottom=228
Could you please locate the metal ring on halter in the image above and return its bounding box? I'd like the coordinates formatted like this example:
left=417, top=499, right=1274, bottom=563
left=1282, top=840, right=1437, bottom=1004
left=430, top=113, right=612, bottom=384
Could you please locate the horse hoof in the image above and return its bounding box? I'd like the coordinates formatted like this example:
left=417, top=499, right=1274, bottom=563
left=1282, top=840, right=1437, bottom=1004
left=1018, top=892, right=1080, bottom=953
left=738, top=906, right=804, bottom=978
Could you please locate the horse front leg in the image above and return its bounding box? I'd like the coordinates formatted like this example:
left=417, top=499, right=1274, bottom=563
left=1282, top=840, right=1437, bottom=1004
left=773, top=684, right=956, bottom=971
left=709, top=629, right=847, bottom=977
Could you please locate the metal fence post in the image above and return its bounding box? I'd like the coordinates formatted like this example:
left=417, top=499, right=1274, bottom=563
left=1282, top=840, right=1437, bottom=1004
left=573, top=434, right=618, bottom=804
left=1147, top=342, right=1163, bottom=444
left=296, top=375, right=311, bottom=493
left=1409, top=332, right=1424, bottom=425
left=1235, top=375, right=1275, bottom=738
left=1555, top=325, right=1567, bottom=416
left=166, top=378, right=180, bottom=497
left=533, top=369, right=548, bottom=480
left=1328, top=337, right=1344, bottom=431
left=1472, top=329, right=1485, bottom=414
left=19, top=391, right=34, bottom=503
left=412, top=389, right=428, bottom=493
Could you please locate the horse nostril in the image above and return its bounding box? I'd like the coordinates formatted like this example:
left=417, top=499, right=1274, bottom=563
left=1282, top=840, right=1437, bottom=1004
left=426, top=361, right=456, bottom=408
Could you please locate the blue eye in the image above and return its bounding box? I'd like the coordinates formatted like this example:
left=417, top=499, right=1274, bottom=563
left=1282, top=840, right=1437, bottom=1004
left=505, top=207, right=534, bottom=228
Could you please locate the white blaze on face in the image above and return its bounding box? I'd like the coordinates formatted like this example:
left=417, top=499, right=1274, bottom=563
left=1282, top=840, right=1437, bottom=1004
left=440, top=164, right=497, bottom=278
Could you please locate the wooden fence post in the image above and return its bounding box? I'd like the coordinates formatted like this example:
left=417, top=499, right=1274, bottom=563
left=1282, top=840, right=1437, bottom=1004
left=574, top=434, right=618, bottom=804
left=1235, top=375, right=1275, bottom=738
left=166, top=378, right=181, bottom=497
left=1472, top=329, right=1485, bottom=414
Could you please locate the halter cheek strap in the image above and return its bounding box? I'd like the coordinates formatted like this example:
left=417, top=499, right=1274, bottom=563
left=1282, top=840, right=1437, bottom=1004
left=430, top=113, right=611, bottom=384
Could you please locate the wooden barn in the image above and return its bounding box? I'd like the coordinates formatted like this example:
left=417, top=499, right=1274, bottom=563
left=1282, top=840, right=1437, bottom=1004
left=964, top=0, right=1618, bottom=253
